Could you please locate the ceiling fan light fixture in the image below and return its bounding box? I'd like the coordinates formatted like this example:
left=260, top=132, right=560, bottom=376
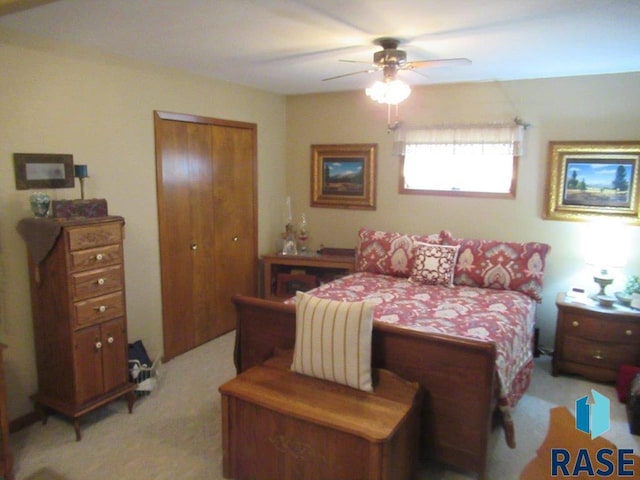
left=365, top=79, right=411, bottom=105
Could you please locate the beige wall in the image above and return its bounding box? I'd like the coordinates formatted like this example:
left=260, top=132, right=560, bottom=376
left=0, top=31, right=287, bottom=419
left=285, top=73, right=640, bottom=351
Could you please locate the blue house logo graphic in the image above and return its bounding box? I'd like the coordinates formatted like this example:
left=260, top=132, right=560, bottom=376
left=576, top=389, right=610, bottom=439
left=551, top=390, right=635, bottom=476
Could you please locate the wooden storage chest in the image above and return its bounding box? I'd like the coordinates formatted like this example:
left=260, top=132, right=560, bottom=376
left=219, top=356, right=421, bottom=480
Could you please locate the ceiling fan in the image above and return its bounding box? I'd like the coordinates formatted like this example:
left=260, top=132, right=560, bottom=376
left=322, top=37, right=471, bottom=82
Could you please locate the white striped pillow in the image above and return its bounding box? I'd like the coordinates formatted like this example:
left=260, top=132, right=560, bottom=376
left=292, top=292, right=374, bottom=392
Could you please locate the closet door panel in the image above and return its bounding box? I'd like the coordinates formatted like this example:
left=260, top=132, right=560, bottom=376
left=186, top=123, right=219, bottom=347
left=210, top=124, right=257, bottom=336
left=156, top=119, right=198, bottom=359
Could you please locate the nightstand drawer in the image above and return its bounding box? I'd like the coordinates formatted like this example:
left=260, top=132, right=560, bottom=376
left=563, top=335, right=639, bottom=370
left=563, top=312, right=640, bottom=345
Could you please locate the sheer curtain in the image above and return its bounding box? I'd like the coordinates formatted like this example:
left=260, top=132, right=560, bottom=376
left=394, top=122, right=524, bottom=156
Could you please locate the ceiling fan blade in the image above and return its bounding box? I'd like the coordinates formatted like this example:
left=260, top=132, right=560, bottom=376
left=322, top=69, right=376, bottom=81
left=339, top=59, right=377, bottom=65
left=405, top=69, right=431, bottom=80
left=404, top=58, right=472, bottom=70
left=258, top=45, right=366, bottom=65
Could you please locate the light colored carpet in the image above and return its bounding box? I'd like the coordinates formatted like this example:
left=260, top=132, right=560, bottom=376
left=8, top=331, right=640, bottom=479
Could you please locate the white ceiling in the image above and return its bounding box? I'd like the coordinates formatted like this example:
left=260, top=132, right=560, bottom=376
left=1, top=0, right=639, bottom=95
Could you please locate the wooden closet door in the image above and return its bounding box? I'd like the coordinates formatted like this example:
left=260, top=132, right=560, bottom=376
left=155, top=112, right=257, bottom=361
left=210, top=124, right=257, bottom=336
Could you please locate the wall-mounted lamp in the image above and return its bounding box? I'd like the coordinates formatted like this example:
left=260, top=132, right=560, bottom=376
left=74, top=164, right=89, bottom=200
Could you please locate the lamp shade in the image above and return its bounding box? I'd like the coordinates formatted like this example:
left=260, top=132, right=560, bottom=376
left=583, top=222, right=629, bottom=269
left=74, top=164, right=89, bottom=178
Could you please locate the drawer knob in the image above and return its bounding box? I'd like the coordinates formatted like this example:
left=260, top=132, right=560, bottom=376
left=96, top=305, right=107, bottom=313
left=572, top=321, right=579, bottom=327
left=191, top=243, right=198, bottom=251
left=107, top=335, right=114, bottom=344
left=97, top=278, right=106, bottom=285
left=95, top=341, right=103, bottom=350
left=626, top=330, right=633, bottom=336
left=593, top=350, right=605, bottom=360
left=95, top=253, right=104, bottom=261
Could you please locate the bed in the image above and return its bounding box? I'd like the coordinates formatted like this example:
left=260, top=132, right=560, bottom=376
left=232, top=228, right=551, bottom=479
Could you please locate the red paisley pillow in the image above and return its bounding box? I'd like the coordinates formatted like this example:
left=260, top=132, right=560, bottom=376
left=440, top=230, right=551, bottom=301
left=356, top=228, right=440, bottom=277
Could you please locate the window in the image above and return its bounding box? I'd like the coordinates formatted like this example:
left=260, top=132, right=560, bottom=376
left=398, top=123, right=523, bottom=198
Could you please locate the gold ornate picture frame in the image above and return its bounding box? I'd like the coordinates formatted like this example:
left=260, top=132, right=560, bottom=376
left=545, top=141, right=640, bottom=224
left=311, top=143, right=377, bottom=210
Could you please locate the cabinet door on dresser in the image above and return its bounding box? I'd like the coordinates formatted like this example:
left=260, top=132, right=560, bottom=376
left=74, top=317, right=128, bottom=405
left=100, top=317, right=129, bottom=393
left=75, top=324, right=107, bottom=405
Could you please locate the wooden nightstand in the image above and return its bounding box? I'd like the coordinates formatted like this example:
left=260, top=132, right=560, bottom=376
left=261, top=253, right=355, bottom=301
left=553, top=292, right=640, bottom=382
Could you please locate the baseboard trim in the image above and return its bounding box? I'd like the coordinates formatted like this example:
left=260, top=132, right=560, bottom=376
left=9, top=410, right=39, bottom=434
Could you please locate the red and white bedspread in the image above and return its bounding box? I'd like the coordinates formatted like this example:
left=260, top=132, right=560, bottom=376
left=289, top=271, right=537, bottom=410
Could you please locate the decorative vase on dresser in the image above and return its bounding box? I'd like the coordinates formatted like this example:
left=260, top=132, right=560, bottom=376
left=19, top=215, right=136, bottom=440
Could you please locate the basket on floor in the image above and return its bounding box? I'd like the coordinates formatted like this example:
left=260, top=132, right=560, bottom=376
left=129, top=358, right=160, bottom=396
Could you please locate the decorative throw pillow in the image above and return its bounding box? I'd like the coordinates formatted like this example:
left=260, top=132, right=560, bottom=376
left=356, top=228, right=441, bottom=277
left=410, top=242, right=460, bottom=287
left=439, top=230, right=551, bottom=301
left=292, top=291, right=374, bottom=392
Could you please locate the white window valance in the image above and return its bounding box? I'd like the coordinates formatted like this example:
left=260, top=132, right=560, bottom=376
left=395, top=122, right=524, bottom=156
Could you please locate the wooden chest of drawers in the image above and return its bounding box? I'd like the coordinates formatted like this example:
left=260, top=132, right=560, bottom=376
left=553, top=293, right=640, bottom=382
left=23, top=216, right=136, bottom=440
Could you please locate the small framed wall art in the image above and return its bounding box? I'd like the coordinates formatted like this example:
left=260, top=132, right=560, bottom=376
left=545, top=141, right=640, bottom=224
left=14, top=153, right=75, bottom=190
left=311, top=143, right=377, bottom=210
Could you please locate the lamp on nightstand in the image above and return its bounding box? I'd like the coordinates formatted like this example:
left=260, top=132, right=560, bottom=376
left=592, top=268, right=614, bottom=297
left=583, top=221, right=629, bottom=303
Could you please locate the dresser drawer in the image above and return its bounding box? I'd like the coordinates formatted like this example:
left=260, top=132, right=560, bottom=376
left=71, top=265, right=123, bottom=301
left=74, top=291, right=125, bottom=327
left=68, top=222, right=122, bottom=251
left=563, top=335, right=639, bottom=370
left=70, top=244, right=122, bottom=272
left=563, top=312, right=640, bottom=345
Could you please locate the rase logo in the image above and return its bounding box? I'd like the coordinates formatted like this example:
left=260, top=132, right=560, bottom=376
left=575, top=388, right=610, bottom=439
left=551, top=389, right=635, bottom=477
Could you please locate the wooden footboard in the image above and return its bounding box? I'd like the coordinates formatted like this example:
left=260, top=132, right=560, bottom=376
left=232, top=294, right=497, bottom=480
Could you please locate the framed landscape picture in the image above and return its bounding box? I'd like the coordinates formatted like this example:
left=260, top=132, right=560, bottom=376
left=545, top=141, right=640, bottom=224
left=311, top=144, right=377, bottom=210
